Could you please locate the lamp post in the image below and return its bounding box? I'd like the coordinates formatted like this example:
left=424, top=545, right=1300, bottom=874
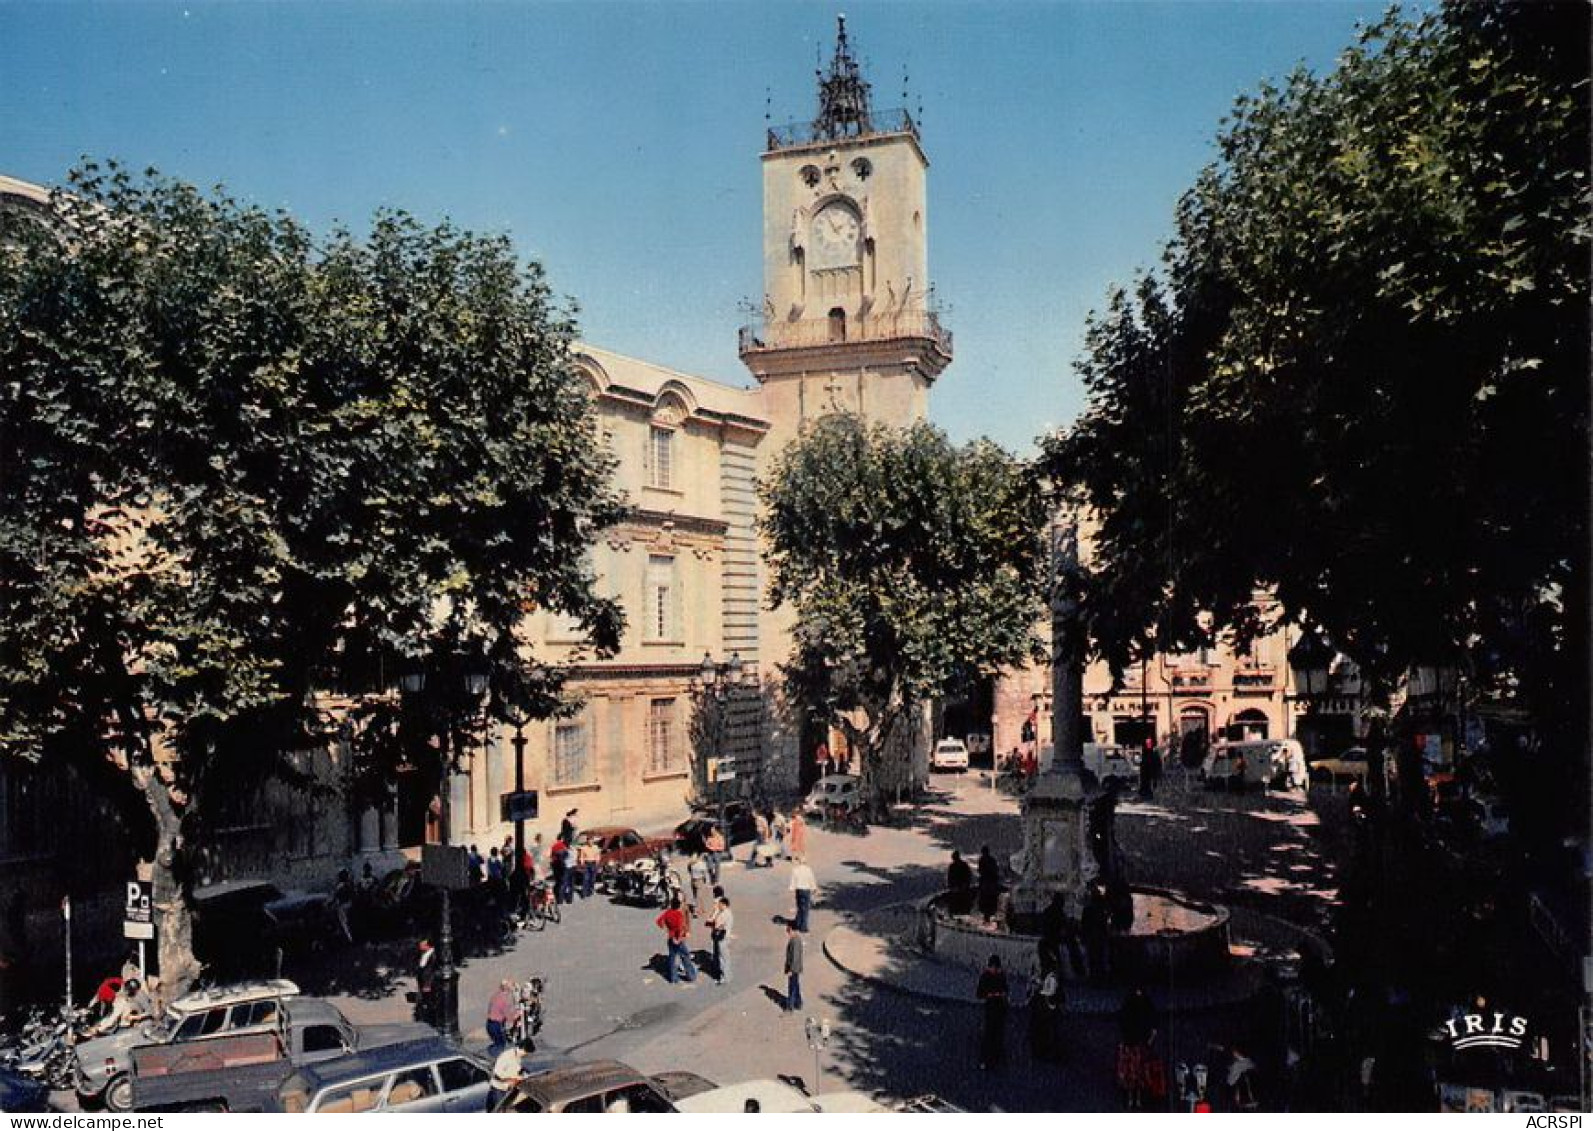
left=1287, top=629, right=1334, bottom=760
left=399, top=656, right=490, bottom=1042
left=504, top=699, right=530, bottom=864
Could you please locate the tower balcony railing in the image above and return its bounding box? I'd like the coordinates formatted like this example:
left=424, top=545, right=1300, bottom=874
left=766, top=107, right=920, bottom=152
left=739, top=308, right=953, bottom=356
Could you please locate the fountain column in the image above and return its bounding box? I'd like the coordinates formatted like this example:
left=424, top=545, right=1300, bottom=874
left=1010, top=505, right=1099, bottom=924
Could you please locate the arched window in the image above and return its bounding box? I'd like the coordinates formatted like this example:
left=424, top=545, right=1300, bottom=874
left=828, top=306, right=847, bottom=343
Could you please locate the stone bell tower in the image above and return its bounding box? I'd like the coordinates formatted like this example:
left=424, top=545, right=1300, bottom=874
left=740, top=14, right=953, bottom=451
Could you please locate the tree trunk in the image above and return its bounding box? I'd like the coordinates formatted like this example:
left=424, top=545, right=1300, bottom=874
left=135, top=766, right=199, bottom=1003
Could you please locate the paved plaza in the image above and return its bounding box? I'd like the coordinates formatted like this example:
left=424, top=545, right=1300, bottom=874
left=256, top=771, right=1348, bottom=1112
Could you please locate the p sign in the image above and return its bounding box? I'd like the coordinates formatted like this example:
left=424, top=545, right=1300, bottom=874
left=123, top=880, right=154, bottom=941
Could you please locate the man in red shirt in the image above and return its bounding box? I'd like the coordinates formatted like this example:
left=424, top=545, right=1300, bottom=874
left=655, top=896, right=697, bottom=984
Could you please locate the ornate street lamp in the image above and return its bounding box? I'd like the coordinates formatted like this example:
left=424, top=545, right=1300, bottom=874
left=396, top=652, right=490, bottom=1041
left=1287, top=630, right=1335, bottom=702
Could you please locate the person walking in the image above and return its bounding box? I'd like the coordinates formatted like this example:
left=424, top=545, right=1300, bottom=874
left=1116, top=986, right=1162, bottom=1110
left=687, top=853, right=710, bottom=910
left=655, top=896, right=698, bottom=984
left=976, top=955, right=1009, bottom=1070
left=788, top=856, right=817, bottom=932
left=468, top=845, right=485, bottom=886
left=783, top=923, right=804, bottom=1012
left=976, top=846, right=1002, bottom=923
left=558, top=809, right=579, bottom=845
left=770, top=809, right=788, bottom=858
left=788, top=811, right=808, bottom=859
left=485, top=979, right=517, bottom=1051
left=752, top=810, right=771, bottom=863
left=706, top=893, right=734, bottom=984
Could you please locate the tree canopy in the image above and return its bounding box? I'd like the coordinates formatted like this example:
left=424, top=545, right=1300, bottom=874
left=1046, top=2, right=1590, bottom=751
left=0, top=164, right=623, bottom=984
left=760, top=413, right=1047, bottom=799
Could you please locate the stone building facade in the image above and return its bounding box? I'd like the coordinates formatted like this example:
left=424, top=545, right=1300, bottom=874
left=2, top=20, right=954, bottom=975
left=993, top=589, right=1303, bottom=769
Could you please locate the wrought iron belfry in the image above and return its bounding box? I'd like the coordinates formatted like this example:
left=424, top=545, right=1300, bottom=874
left=814, top=14, right=873, bottom=139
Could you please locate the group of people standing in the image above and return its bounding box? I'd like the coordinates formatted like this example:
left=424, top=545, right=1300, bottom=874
left=463, top=807, right=593, bottom=919
left=651, top=812, right=818, bottom=1019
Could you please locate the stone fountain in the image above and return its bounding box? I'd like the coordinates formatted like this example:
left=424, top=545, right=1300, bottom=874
left=920, top=510, right=1232, bottom=987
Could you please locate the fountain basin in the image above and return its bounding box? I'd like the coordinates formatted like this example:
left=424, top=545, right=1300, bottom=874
left=920, top=886, right=1231, bottom=985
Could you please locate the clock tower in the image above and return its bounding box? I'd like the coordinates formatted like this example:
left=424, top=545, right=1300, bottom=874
left=740, top=16, right=952, bottom=445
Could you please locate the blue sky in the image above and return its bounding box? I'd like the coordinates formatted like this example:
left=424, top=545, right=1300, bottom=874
left=3, top=0, right=1398, bottom=453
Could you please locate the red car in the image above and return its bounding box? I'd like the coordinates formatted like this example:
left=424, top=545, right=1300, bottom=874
left=578, top=827, right=673, bottom=869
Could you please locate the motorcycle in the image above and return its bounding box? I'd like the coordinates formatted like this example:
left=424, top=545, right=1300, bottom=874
left=506, top=976, right=547, bottom=1046
left=2, top=1006, right=93, bottom=1091
left=610, top=853, right=682, bottom=907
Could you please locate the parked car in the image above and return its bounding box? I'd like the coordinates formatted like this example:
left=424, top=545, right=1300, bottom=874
left=494, top=1060, right=678, bottom=1113
left=669, top=1076, right=895, bottom=1114
left=803, top=774, right=862, bottom=817
left=269, top=1038, right=497, bottom=1114
left=931, top=738, right=969, bottom=772
left=0, top=1065, right=51, bottom=1113
left=578, top=827, right=673, bottom=870
left=192, top=881, right=347, bottom=974
left=73, top=978, right=301, bottom=1112
left=1309, top=746, right=1374, bottom=787
left=127, top=998, right=433, bottom=1113
left=674, top=801, right=759, bottom=855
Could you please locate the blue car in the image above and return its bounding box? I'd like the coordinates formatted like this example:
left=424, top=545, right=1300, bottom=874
left=0, top=1066, right=51, bottom=1113
left=268, top=1037, right=498, bottom=1114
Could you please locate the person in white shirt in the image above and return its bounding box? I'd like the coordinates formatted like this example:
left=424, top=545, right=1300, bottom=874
left=706, top=893, right=735, bottom=984
left=94, top=979, right=152, bottom=1035
left=788, top=857, right=817, bottom=932
left=488, top=1042, right=529, bottom=1111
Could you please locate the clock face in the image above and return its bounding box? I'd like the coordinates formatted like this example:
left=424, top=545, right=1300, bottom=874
left=810, top=204, right=861, bottom=268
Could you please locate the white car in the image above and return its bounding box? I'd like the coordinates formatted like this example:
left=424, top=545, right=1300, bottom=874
left=803, top=774, right=862, bottom=816
left=931, top=738, right=969, bottom=772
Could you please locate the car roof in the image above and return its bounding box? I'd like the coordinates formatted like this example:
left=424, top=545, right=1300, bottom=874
left=282, top=998, right=347, bottom=1027
left=171, top=979, right=301, bottom=1013
left=192, top=879, right=285, bottom=903
left=583, top=826, right=640, bottom=838
left=674, top=1079, right=819, bottom=1113
left=514, top=1060, right=653, bottom=1104
left=289, top=1038, right=482, bottom=1089
left=813, top=774, right=859, bottom=787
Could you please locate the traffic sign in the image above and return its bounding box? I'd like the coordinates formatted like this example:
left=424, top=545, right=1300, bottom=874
left=123, top=879, right=154, bottom=941
left=421, top=844, right=472, bottom=892
left=499, top=790, right=539, bottom=823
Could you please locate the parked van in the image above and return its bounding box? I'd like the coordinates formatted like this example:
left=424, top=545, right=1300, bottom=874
left=1083, top=743, right=1139, bottom=789
left=1205, top=739, right=1306, bottom=791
